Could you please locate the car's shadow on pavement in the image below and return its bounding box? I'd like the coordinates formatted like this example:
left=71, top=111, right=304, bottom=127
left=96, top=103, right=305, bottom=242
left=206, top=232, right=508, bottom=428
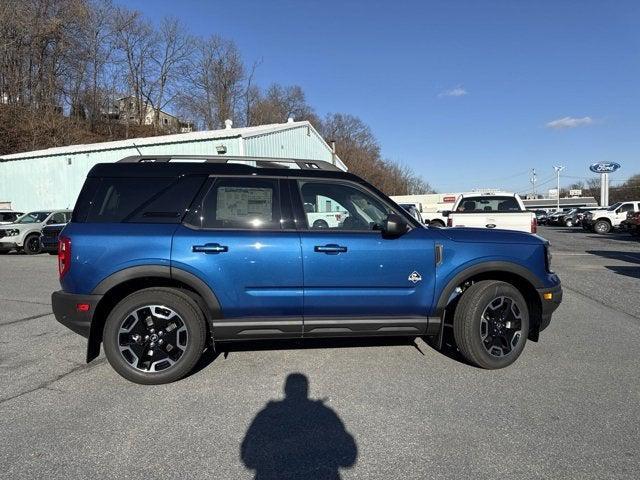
left=586, top=250, right=640, bottom=264
left=188, top=333, right=473, bottom=377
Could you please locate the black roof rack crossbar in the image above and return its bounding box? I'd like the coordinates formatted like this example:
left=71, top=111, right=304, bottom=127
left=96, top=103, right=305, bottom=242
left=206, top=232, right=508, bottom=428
left=117, top=155, right=342, bottom=171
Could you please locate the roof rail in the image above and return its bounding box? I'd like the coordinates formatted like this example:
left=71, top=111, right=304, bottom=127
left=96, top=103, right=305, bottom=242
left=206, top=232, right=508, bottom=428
left=116, top=155, right=342, bottom=171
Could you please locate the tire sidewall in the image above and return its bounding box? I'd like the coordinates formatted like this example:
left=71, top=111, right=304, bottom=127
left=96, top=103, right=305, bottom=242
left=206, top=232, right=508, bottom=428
left=594, top=220, right=610, bottom=234
left=103, top=288, right=206, bottom=384
left=23, top=234, right=41, bottom=254
left=456, top=281, right=529, bottom=369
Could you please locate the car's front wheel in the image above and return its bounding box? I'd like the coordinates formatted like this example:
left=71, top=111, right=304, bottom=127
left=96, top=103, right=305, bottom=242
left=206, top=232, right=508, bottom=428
left=594, top=220, right=611, bottom=234
left=453, top=280, right=529, bottom=369
left=23, top=234, right=41, bottom=254
left=103, top=287, right=207, bottom=384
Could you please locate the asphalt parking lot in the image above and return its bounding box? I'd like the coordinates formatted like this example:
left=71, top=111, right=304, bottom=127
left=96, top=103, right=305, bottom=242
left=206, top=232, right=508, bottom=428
left=0, top=226, right=639, bottom=479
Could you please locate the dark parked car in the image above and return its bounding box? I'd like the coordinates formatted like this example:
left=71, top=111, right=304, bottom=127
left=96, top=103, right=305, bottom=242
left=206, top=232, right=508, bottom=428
left=40, top=212, right=72, bottom=254
left=52, top=155, right=562, bottom=384
left=533, top=210, right=549, bottom=225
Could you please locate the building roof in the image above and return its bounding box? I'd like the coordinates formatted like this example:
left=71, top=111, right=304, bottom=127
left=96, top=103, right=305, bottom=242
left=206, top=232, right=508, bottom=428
left=0, top=120, right=337, bottom=162
left=522, top=197, right=598, bottom=208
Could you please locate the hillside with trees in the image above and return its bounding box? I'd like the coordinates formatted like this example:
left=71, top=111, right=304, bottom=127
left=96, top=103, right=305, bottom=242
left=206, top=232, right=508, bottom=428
left=0, top=0, right=432, bottom=195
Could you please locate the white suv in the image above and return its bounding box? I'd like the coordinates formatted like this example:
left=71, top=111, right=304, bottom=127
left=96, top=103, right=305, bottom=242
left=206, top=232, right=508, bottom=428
left=0, top=210, right=72, bottom=254
left=583, top=201, right=640, bottom=234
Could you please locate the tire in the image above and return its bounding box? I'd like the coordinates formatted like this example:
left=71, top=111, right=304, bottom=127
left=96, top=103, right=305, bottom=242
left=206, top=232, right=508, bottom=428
left=312, top=219, right=329, bottom=229
left=0, top=250, right=9, bottom=255
left=594, top=220, right=611, bottom=234
left=430, top=220, right=445, bottom=228
left=23, top=234, right=41, bottom=254
left=103, top=287, right=207, bottom=385
left=453, top=280, right=529, bottom=369
left=564, top=219, right=573, bottom=227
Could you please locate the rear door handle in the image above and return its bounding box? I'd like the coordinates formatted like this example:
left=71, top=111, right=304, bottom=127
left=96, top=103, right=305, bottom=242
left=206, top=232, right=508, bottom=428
left=314, top=244, right=347, bottom=254
left=192, top=243, right=228, bottom=254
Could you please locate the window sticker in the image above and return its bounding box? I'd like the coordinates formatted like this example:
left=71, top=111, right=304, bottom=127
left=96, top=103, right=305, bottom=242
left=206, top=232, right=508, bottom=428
left=216, top=187, right=273, bottom=221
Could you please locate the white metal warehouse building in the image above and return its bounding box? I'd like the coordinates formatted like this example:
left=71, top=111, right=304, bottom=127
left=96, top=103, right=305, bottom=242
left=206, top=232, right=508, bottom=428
left=0, top=120, right=346, bottom=212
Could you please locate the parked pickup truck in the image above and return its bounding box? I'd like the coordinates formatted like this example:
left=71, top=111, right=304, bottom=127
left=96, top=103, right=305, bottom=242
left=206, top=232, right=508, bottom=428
left=445, top=192, right=537, bottom=233
left=582, top=201, right=640, bottom=234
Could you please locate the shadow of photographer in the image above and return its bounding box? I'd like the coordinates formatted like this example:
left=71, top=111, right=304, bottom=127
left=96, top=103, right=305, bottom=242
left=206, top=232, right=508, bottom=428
left=241, top=373, right=357, bottom=479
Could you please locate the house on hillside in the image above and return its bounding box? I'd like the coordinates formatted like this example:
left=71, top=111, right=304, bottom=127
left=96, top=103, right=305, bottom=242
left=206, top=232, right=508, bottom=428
left=105, top=96, right=193, bottom=133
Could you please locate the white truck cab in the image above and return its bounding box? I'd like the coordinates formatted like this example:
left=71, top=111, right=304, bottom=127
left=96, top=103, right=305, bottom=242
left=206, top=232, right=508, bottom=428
left=445, top=192, right=537, bottom=233
left=583, top=201, right=640, bottom=234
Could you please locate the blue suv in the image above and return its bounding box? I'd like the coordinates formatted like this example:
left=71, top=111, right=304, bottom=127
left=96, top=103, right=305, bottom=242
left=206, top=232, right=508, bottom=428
left=52, top=156, right=562, bottom=384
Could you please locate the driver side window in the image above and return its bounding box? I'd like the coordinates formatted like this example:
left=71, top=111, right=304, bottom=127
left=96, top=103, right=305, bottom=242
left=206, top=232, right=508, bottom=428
left=297, top=180, right=393, bottom=231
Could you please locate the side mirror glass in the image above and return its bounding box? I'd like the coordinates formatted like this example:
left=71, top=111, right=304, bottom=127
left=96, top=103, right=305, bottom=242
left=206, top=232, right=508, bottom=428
left=382, top=213, right=409, bottom=237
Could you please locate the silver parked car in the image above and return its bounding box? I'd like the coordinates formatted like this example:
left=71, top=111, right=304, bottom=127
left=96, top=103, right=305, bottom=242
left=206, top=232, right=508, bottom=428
left=0, top=210, right=72, bottom=254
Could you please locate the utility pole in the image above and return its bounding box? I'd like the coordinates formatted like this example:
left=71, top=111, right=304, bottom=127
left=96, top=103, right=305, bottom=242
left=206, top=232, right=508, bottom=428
left=553, top=165, right=565, bottom=211
left=530, top=168, right=537, bottom=198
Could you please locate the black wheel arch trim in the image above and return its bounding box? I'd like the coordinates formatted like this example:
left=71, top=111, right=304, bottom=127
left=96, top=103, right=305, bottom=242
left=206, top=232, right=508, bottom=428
left=91, top=265, right=222, bottom=317
left=87, top=265, right=222, bottom=362
left=432, top=261, right=545, bottom=348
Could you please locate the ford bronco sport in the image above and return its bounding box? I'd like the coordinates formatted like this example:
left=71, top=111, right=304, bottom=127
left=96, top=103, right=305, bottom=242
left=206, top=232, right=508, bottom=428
left=52, top=156, right=562, bottom=384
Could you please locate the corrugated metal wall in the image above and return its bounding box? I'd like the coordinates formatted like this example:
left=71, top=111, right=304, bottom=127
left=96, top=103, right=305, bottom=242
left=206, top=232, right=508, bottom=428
left=244, top=125, right=334, bottom=163
left=0, top=124, right=338, bottom=213
left=0, top=138, right=240, bottom=212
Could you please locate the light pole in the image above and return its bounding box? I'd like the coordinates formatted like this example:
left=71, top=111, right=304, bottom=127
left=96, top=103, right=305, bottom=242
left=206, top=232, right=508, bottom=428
left=530, top=168, right=537, bottom=198
left=553, top=165, right=565, bottom=211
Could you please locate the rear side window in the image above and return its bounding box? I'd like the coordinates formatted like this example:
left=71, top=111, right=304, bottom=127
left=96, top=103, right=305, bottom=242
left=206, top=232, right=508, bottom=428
left=79, top=176, right=205, bottom=223
left=193, top=177, right=281, bottom=229
left=455, top=196, right=521, bottom=213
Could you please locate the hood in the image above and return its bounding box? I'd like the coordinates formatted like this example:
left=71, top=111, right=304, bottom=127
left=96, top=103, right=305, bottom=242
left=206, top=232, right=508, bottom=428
left=436, top=227, right=546, bottom=245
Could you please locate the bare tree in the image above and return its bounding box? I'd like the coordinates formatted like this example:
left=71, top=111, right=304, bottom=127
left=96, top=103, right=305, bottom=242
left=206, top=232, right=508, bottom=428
left=145, top=17, right=191, bottom=131
left=178, top=35, right=245, bottom=130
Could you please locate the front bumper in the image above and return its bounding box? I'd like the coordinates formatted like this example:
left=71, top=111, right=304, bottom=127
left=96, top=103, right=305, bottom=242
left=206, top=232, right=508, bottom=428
left=536, top=283, right=563, bottom=332
left=52, top=290, right=103, bottom=338
left=0, top=241, right=18, bottom=250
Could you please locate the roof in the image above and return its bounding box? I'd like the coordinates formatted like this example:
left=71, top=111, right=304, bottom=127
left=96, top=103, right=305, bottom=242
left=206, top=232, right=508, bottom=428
left=0, top=120, right=334, bottom=161
left=522, top=197, right=599, bottom=207
left=87, top=159, right=357, bottom=181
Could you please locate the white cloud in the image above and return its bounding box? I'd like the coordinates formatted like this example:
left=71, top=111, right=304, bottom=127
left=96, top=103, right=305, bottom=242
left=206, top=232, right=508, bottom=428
left=438, top=86, right=468, bottom=98
left=545, top=116, right=594, bottom=130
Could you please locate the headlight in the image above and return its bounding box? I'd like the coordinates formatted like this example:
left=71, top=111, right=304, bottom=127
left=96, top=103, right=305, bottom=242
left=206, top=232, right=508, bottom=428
left=545, top=245, right=553, bottom=272
left=4, top=229, right=19, bottom=237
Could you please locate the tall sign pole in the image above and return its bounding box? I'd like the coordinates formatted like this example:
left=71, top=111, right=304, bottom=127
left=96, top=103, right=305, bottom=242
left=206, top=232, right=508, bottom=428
left=589, top=162, right=621, bottom=207
left=530, top=168, right=537, bottom=198
left=553, top=165, right=564, bottom=211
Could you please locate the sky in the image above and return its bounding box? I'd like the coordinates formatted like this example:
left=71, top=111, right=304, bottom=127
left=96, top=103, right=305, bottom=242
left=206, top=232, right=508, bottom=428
left=123, top=0, right=640, bottom=194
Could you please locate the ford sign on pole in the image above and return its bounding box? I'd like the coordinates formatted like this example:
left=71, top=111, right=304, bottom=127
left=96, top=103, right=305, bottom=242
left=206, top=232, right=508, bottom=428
left=590, top=162, right=621, bottom=206
left=589, top=162, right=621, bottom=173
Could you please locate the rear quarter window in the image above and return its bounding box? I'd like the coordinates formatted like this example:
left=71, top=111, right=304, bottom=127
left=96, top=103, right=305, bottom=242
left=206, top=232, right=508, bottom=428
left=77, top=176, right=205, bottom=223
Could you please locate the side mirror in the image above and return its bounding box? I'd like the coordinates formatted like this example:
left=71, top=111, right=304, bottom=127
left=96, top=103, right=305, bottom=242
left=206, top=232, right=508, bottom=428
left=423, top=218, right=431, bottom=226
left=441, top=210, right=451, bottom=217
left=382, top=213, right=409, bottom=237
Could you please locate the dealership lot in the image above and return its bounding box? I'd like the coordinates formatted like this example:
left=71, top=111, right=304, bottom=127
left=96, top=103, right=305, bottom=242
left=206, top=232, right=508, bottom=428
left=0, top=226, right=638, bottom=479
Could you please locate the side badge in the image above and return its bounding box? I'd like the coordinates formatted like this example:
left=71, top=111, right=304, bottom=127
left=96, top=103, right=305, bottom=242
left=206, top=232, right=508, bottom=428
left=408, top=271, right=422, bottom=284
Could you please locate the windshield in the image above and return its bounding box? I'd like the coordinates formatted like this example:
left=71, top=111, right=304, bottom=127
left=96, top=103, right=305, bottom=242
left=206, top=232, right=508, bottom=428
left=606, top=202, right=622, bottom=211
left=16, top=211, right=52, bottom=224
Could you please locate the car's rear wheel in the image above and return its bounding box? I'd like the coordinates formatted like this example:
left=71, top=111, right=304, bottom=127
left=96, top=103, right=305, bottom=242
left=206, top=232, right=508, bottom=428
left=565, top=218, right=573, bottom=227
left=453, top=280, right=529, bottom=369
left=312, top=219, right=329, bottom=229
left=103, top=287, right=207, bottom=384
left=23, top=234, right=41, bottom=254
left=594, top=220, right=611, bottom=234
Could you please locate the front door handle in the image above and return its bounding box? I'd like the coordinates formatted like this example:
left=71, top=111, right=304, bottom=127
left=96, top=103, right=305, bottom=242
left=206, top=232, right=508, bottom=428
left=486, top=224, right=496, bottom=229
left=192, top=243, right=228, bottom=254
left=314, top=244, right=347, bottom=254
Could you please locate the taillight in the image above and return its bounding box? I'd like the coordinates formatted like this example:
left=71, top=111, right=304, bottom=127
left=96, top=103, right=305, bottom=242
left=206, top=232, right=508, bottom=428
left=447, top=217, right=452, bottom=227
left=58, top=236, right=71, bottom=277
left=531, top=217, right=537, bottom=234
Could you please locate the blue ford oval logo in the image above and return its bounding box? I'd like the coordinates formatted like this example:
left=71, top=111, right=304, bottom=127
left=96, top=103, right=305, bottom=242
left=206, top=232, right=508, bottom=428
left=589, top=162, right=621, bottom=173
